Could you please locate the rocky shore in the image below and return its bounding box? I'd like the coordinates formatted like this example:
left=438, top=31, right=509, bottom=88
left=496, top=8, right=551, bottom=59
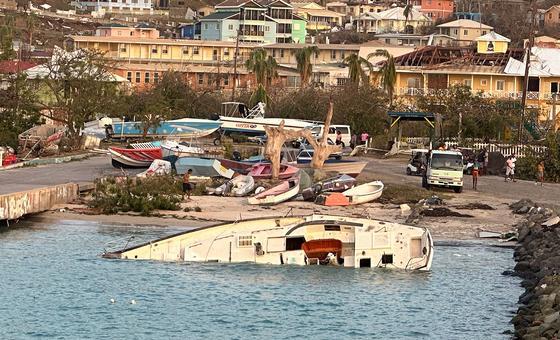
left=510, top=199, right=560, bottom=339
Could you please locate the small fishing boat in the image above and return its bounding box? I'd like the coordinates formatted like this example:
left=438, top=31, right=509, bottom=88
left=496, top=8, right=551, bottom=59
left=247, top=176, right=300, bottom=205
left=218, top=159, right=254, bottom=175
left=102, top=214, right=434, bottom=271
left=295, top=150, right=367, bottom=178
left=160, top=140, right=205, bottom=158
left=109, top=147, right=162, bottom=168
left=230, top=175, right=255, bottom=196
left=317, top=180, right=384, bottom=206
left=218, top=102, right=319, bottom=136
left=175, top=157, right=235, bottom=178
left=302, top=174, right=357, bottom=201
left=137, top=159, right=171, bottom=177
left=249, top=163, right=299, bottom=180
left=108, top=118, right=222, bottom=139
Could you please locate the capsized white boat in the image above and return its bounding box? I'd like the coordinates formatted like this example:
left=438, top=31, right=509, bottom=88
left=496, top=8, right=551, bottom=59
left=160, top=140, right=205, bottom=158
left=247, top=176, right=300, bottom=205
left=103, top=214, right=434, bottom=271
left=230, top=175, right=255, bottom=197
left=342, top=180, right=384, bottom=205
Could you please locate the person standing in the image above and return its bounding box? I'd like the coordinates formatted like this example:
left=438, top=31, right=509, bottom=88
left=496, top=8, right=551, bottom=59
left=472, top=160, right=480, bottom=191
left=335, top=130, right=343, bottom=146
left=483, top=148, right=489, bottom=175
left=360, top=131, right=369, bottom=145
left=182, top=169, right=193, bottom=200
left=536, top=161, right=545, bottom=186
left=505, top=155, right=517, bottom=182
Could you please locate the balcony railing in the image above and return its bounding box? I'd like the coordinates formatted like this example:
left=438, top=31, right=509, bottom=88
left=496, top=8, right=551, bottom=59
left=396, top=88, right=556, bottom=101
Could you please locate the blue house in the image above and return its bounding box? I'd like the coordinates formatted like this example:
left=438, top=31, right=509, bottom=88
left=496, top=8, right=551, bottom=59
left=178, top=22, right=202, bottom=39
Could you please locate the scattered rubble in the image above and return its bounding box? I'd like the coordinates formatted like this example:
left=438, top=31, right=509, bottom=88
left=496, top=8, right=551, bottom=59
left=454, top=203, right=496, bottom=210
left=420, top=207, right=473, bottom=218
left=510, top=199, right=560, bottom=339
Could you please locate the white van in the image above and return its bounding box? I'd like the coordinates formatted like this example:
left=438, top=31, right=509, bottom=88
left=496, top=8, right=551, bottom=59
left=310, top=125, right=352, bottom=147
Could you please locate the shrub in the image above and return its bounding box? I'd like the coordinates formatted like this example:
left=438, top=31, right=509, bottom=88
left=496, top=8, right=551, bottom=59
left=90, top=175, right=183, bottom=215
left=516, top=133, right=560, bottom=182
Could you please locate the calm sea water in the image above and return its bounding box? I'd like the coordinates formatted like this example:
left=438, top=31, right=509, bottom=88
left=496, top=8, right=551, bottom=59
left=0, top=218, right=521, bottom=340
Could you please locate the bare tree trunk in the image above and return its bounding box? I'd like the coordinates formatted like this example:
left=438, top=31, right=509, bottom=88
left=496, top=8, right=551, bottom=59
left=263, top=102, right=341, bottom=179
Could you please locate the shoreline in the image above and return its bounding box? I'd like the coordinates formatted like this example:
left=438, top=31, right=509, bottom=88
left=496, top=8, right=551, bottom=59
left=24, top=193, right=524, bottom=242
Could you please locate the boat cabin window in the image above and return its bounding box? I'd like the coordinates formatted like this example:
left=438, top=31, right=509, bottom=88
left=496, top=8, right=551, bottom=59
left=381, top=254, right=393, bottom=264
left=237, top=235, right=253, bottom=247
left=286, top=237, right=306, bottom=251
left=324, top=224, right=341, bottom=231
left=359, top=258, right=371, bottom=268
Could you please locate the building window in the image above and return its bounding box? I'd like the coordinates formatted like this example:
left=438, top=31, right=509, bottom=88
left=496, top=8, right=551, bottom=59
left=265, top=26, right=270, bottom=32
left=223, top=76, right=229, bottom=86
left=119, top=44, right=127, bottom=53
left=216, top=23, right=220, bottom=30
left=224, top=48, right=230, bottom=56
left=482, top=30, right=487, bottom=35
left=228, top=24, right=233, bottom=30
left=551, top=82, right=559, bottom=93
left=154, top=72, right=159, bottom=83
left=337, top=78, right=347, bottom=86
left=280, top=49, right=284, bottom=58
left=162, top=46, right=168, bottom=54
left=198, top=73, right=204, bottom=85
left=496, top=80, right=505, bottom=91
left=341, top=51, right=345, bottom=59
left=151, top=45, right=158, bottom=54
left=126, top=71, right=132, bottom=82
left=294, top=23, right=300, bottom=30
left=464, top=79, right=472, bottom=88
left=145, top=72, right=150, bottom=83
left=272, top=49, right=276, bottom=57
left=463, top=29, right=468, bottom=36
left=204, top=23, right=208, bottom=30
left=453, top=29, right=458, bottom=35
left=331, top=49, right=336, bottom=59
left=182, top=47, right=189, bottom=55
left=135, top=72, right=141, bottom=83
left=193, top=46, right=200, bottom=55
left=480, top=79, right=487, bottom=86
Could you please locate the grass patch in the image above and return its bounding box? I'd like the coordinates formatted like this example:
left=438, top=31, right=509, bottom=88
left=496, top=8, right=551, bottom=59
left=379, top=184, right=450, bottom=205
left=90, top=175, right=183, bottom=216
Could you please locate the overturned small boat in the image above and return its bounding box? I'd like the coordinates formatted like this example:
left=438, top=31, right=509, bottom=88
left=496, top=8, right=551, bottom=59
left=207, top=175, right=255, bottom=196
left=103, top=214, right=433, bottom=271
left=175, top=157, right=235, bottom=178
left=302, top=174, right=357, bottom=201
left=247, top=176, right=300, bottom=205
left=109, top=146, right=162, bottom=168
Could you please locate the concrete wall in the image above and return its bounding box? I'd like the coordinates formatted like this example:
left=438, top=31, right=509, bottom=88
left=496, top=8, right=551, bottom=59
left=0, top=183, right=79, bottom=221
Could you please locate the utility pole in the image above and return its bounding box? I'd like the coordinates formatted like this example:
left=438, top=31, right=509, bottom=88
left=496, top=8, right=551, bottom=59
left=518, top=0, right=537, bottom=143
left=231, top=28, right=241, bottom=101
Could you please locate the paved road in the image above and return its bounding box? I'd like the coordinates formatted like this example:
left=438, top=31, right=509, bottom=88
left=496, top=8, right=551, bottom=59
left=0, top=155, right=121, bottom=195
left=360, top=156, right=560, bottom=205
left=1, top=154, right=558, bottom=206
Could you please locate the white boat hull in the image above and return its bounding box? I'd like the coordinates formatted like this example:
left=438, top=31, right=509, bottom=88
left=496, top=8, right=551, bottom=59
left=104, top=214, right=434, bottom=271
left=219, top=116, right=316, bottom=135
left=343, top=180, right=384, bottom=205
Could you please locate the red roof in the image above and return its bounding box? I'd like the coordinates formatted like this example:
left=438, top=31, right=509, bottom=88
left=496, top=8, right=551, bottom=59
left=0, top=61, right=38, bottom=74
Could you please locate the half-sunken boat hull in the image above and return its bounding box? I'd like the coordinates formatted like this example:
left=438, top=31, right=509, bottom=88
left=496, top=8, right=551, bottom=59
left=103, top=214, right=434, bottom=271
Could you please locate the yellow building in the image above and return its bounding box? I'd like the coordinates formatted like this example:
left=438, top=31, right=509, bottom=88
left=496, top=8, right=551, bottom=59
left=476, top=32, right=510, bottom=54
left=436, top=19, right=493, bottom=46
left=292, top=2, right=345, bottom=31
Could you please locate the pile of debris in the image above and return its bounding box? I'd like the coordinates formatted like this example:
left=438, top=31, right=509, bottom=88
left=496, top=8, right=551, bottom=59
left=509, top=199, right=560, bottom=339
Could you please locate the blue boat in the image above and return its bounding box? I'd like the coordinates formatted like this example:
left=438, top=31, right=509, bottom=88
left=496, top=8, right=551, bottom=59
left=175, top=157, right=235, bottom=178
left=108, top=118, right=222, bottom=139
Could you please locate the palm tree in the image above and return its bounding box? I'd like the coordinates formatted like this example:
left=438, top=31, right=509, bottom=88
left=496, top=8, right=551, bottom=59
left=403, top=3, right=413, bottom=34
left=294, top=45, right=319, bottom=86
left=343, top=53, right=372, bottom=86
left=368, top=49, right=397, bottom=106
left=245, top=48, right=278, bottom=103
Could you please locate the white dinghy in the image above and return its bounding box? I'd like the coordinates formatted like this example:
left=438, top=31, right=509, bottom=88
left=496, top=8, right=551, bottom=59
left=103, top=214, right=434, bottom=271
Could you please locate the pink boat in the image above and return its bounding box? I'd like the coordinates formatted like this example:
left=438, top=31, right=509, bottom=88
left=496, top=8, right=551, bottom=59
left=248, top=163, right=299, bottom=180
left=247, top=176, right=300, bottom=205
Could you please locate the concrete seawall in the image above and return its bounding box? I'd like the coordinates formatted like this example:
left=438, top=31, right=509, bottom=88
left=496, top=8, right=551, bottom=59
left=0, top=183, right=79, bottom=221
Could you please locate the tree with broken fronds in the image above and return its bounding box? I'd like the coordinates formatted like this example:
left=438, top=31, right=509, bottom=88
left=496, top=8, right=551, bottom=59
left=344, top=53, right=373, bottom=86
left=294, top=45, right=319, bottom=86
left=368, top=49, right=397, bottom=107
left=264, top=101, right=341, bottom=179
left=38, top=48, right=122, bottom=146
left=245, top=48, right=278, bottom=104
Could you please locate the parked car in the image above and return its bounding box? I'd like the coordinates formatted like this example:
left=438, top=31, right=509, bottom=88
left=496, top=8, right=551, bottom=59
left=310, top=125, right=351, bottom=147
